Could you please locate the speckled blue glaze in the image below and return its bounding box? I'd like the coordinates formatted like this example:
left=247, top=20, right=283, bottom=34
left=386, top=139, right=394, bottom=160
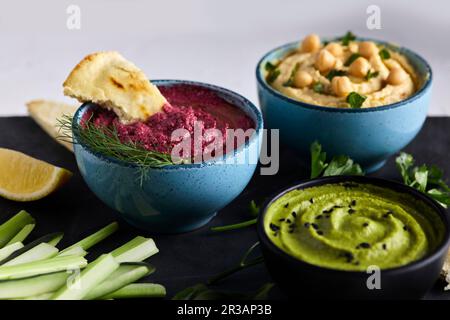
left=72, top=80, right=263, bottom=233
left=256, top=39, right=432, bottom=172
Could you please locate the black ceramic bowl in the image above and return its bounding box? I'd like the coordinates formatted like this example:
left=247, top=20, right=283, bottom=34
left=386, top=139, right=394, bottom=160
left=257, top=176, right=450, bottom=299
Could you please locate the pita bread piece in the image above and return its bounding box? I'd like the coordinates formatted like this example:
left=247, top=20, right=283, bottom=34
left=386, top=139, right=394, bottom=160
left=27, top=100, right=78, bottom=152
left=63, top=51, right=167, bottom=123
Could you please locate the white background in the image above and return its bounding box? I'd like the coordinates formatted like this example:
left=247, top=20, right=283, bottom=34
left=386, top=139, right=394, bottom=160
left=1, top=0, right=449, bottom=116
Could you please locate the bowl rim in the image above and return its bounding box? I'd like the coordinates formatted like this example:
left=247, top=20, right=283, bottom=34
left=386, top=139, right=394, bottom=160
left=72, top=79, right=263, bottom=170
left=255, top=37, right=433, bottom=113
left=257, top=175, right=450, bottom=276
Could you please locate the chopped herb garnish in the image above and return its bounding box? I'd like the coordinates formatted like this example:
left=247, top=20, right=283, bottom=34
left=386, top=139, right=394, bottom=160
left=265, top=61, right=277, bottom=71
left=326, top=69, right=347, bottom=81
left=379, top=48, right=391, bottom=60
left=283, top=62, right=300, bottom=87
left=312, top=82, right=324, bottom=93
left=344, top=53, right=361, bottom=66
left=346, top=92, right=367, bottom=109
left=340, top=31, right=356, bottom=46
left=266, top=68, right=280, bottom=84
left=365, top=70, right=379, bottom=80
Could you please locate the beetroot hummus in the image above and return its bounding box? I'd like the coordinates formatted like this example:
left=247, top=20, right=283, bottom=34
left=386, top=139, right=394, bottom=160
left=85, top=84, right=255, bottom=160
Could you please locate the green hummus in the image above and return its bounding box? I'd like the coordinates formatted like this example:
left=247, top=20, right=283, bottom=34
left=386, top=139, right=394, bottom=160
left=264, top=182, right=444, bottom=271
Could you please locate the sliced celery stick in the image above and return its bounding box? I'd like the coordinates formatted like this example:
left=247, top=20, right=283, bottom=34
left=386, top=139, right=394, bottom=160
left=0, top=232, right=63, bottom=265
left=60, top=222, right=118, bottom=254
left=19, top=293, right=54, bottom=300
left=111, top=236, right=159, bottom=263
left=47, top=233, right=64, bottom=246
left=85, top=262, right=155, bottom=300
left=0, top=255, right=87, bottom=280
left=0, top=211, right=35, bottom=248
left=52, top=253, right=119, bottom=300
left=57, top=246, right=87, bottom=257
left=101, top=283, right=166, bottom=299
left=0, top=271, right=69, bottom=299
left=6, top=224, right=35, bottom=246
left=0, top=242, right=24, bottom=261
left=3, top=243, right=59, bottom=266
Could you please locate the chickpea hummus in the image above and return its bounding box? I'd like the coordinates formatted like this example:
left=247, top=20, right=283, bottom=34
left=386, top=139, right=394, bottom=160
left=266, top=33, right=422, bottom=108
left=264, top=182, right=444, bottom=271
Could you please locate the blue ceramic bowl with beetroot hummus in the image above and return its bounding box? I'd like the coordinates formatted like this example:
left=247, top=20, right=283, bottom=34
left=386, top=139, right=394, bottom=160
left=72, top=80, right=263, bottom=233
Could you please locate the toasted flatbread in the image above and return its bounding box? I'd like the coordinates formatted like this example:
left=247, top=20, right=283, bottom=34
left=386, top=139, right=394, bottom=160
left=63, top=51, right=167, bottom=123
left=27, top=100, right=78, bottom=152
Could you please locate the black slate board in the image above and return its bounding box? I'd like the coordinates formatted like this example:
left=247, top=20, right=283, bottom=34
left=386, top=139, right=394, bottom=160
left=0, top=116, right=449, bottom=300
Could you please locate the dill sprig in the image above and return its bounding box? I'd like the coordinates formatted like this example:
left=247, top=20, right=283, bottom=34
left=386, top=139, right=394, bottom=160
left=57, top=114, right=180, bottom=175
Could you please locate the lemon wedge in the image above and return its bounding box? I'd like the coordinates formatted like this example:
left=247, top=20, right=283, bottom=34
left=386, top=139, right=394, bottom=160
left=0, top=148, right=72, bottom=201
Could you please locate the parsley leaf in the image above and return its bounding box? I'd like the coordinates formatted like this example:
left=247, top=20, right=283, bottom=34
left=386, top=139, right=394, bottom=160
left=395, top=152, right=450, bottom=208
left=379, top=48, right=391, bottom=60
left=310, top=141, right=364, bottom=178
left=312, top=82, right=324, bottom=93
left=310, top=141, right=328, bottom=178
left=346, top=92, right=367, bottom=108
left=365, top=70, right=379, bottom=80
left=323, top=155, right=364, bottom=177
left=265, top=61, right=276, bottom=72
left=326, top=69, right=347, bottom=81
left=283, top=63, right=300, bottom=87
left=344, top=53, right=361, bottom=66
left=266, top=68, right=280, bottom=84
left=341, top=31, right=356, bottom=46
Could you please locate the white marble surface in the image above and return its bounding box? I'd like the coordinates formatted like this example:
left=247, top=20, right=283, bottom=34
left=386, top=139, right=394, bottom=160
left=1, top=0, right=449, bottom=116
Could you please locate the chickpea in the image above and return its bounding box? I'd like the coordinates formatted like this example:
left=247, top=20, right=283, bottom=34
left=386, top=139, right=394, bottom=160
left=349, top=57, right=371, bottom=78
left=301, top=34, right=321, bottom=53
left=293, top=70, right=313, bottom=88
left=325, top=42, right=344, bottom=57
left=358, top=41, right=379, bottom=58
left=315, top=49, right=336, bottom=73
left=387, top=67, right=407, bottom=85
left=332, top=76, right=353, bottom=97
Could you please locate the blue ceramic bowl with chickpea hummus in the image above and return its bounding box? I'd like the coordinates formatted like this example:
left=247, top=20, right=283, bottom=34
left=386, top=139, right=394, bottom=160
left=72, top=80, right=263, bottom=234
left=256, top=37, right=432, bottom=172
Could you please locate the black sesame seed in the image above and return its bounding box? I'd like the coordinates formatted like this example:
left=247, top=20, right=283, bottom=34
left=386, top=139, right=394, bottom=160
left=359, top=242, right=371, bottom=249
left=278, top=218, right=285, bottom=222
left=310, top=198, right=314, bottom=203
left=304, top=222, right=310, bottom=228
left=348, top=208, right=355, bottom=214
left=316, top=215, right=323, bottom=219
left=270, top=223, right=280, bottom=231
left=362, top=222, right=369, bottom=227
left=317, top=230, right=324, bottom=235
left=323, top=208, right=333, bottom=214
left=311, top=223, right=319, bottom=230
left=350, top=200, right=357, bottom=206
left=353, top=261, right=360, bottom=266
left=382, top=244, right=387, bottom=250
left=292, top=212, right=297, bottom=218
left=403, top=225, right=409, bottom=232
left=284, top=203, right=289, bottom=208
left=288, top=230, right=294, bottom=233
left=383, top=211, right=393, bottom=218
left=286, top=219, right=291, bottom=224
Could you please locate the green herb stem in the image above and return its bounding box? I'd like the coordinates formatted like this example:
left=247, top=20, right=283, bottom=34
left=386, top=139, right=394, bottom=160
left=210, top=218, right=258, bottom=232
